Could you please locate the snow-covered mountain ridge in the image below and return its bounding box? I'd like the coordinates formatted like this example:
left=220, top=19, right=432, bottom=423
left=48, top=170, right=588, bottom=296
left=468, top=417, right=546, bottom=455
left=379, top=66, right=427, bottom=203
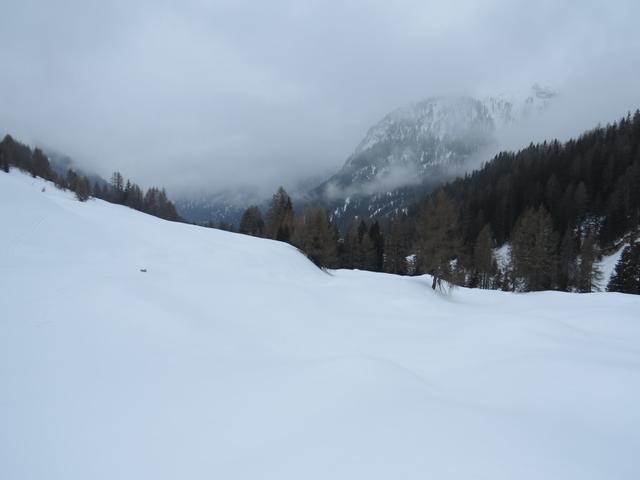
left=310, top=85, right=556, bottom=228
left=321, top=85, right=556, bottom=197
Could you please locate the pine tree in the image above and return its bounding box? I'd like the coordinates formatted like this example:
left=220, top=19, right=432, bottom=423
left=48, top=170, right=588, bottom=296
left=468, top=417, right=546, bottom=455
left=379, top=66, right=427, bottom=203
left=473, top=224, right=494, bottom=289
left=340, top=221, right=360, bottom=269
left=292, top=207, right=338, bottom=268
left=0, top=135, right=31, bottom=172
left=0, top=148, right=8, bottom=173
left=110, top=172, right=125, bottom=203
left=557, top=228, right=578, bottom=291
left=156, top=188, right=179, bottom=221
left=31, top=148, right=52, bottom=180
left=356, top=232, right=377, bottom=270
left=383, top=216, right=408, bottom=275
left=511, top=206, right=557, bottom=291
left=576, top=233, right=602, bottom=292
left=124, top=181, right=144, bottom=210
left=573, top=181, right=588, bottom=223
left=368, top=221, right=385, bottom=272
left=75, top=176, right=91, bottom=202
left=143, top=187, right=160, bottom=215
left=239, top=206, right=265, bottom=237
left=66, top=169, right=79, bottom=191
left=607, top=243, right=640, bottom=294
left=416, top=191, right=462, bottom=290
left=265, top=187, right=294, bottom=242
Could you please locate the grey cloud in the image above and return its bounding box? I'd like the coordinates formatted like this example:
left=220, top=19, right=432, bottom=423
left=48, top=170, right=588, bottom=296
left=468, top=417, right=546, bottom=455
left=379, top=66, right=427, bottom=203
left=1, top=0, right=639, bottom=195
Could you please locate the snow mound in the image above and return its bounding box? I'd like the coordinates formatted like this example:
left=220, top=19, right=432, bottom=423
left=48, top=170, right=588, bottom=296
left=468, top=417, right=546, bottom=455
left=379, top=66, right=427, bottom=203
left=1, top=170, right=640, bottom=480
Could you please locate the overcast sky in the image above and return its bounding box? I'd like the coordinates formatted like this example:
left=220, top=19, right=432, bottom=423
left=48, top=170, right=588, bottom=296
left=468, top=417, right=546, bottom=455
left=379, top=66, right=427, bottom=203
left=1, top=0, right=639, bottom=195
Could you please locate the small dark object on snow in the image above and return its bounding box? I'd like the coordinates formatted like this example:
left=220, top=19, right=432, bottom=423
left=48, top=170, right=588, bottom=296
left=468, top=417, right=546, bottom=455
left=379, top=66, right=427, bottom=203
left=140, top=268, right=147, bottom=273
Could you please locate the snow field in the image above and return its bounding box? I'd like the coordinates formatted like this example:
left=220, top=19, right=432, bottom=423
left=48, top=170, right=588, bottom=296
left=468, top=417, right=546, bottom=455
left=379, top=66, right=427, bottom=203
left=1, top=170, right=640, bottom=479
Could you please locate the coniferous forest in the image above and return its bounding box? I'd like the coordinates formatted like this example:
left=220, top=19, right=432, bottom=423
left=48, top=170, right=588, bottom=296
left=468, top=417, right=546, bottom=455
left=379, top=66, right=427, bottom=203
left=237, top=112, right=640, bottom=294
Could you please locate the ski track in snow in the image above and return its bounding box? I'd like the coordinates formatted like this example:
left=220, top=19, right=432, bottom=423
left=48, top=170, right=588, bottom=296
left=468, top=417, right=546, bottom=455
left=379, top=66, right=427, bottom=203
left=1, top=170, right=640, bottom=480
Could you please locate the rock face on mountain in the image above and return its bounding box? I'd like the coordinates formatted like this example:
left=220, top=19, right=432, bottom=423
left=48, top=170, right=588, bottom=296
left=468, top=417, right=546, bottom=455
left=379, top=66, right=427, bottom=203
left=318, top=96, right=496, bottom=198
left=314, top=85, right=556, bottom=229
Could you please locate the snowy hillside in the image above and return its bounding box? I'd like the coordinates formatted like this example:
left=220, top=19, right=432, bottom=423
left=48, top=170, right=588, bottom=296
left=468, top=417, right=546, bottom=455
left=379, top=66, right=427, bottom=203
left=2, top=170, right=640, bottom=480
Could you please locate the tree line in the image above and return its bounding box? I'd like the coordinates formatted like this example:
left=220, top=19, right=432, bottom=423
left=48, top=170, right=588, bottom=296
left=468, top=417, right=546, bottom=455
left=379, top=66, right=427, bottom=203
left=409, top=110, right=640, bottom=293
left=0, top=134, right=180, bottom=221
left=234, top=186, right=388, bottom=272
left=234, top=111, right=640, bottom=294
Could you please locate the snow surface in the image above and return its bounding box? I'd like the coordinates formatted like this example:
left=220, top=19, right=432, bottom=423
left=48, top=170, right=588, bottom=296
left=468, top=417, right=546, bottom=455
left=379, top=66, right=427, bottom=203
left=2, top=170, right=640, bottom=480
left=597, top=244, right=628, bottom=291
left=493, top=243, right=511, bottom=272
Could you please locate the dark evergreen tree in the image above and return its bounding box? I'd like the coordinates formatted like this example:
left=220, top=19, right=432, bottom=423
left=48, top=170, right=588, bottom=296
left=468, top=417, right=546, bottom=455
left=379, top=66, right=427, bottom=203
left=340, top=221, right=359, bottom=269
left=265, top=187, right=294, bottom=242
left=0, top=135, right=31, bottom=172
left=510, top=206, right=557, bottom=291
left=75, top=176, right=91, bottom=202
left=156, top=188, right=179, bottom=221
left=1, top=148, right=9, bottom=173
left=356, top=230, right=377, bottom=270
left=473, top=224, right=494, bottom=289
left=557, top=228, right=578, bottom=291
left=383, top=215, right=409, bottom=275
left=110, top=172, right=125, bottom=203
left=416, top=191, right=462, bottom=290
left=292, top=207, right=338, bottom=268
left=124, top=181, right=144, bottom=211
left=66, top=169, right=79, bottom=191
left=239, top=206, right=265, bottom=237
left=368, top=221, right=385, bottom=272
left=31, top=148, right=52, bottom=180
left=143, top=187, right=160, bottom=215
left=607, top=243, right=640, bottom=294
left=576, top=233, right=602, bottom=292
left=93, top=181, right=105, bottom=200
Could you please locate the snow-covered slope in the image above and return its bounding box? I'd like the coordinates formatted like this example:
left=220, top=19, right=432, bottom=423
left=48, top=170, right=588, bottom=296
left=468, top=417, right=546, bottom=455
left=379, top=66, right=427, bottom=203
left=2, top=170, right=640, bottom=480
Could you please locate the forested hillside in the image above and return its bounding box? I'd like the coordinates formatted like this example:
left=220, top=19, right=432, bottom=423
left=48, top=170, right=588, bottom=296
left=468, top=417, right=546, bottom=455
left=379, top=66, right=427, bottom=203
left=236, top=111, right=640, bottom=294
left=0, top=135, right=180, bottom=221
left=415, top=110, right=640, bottom=292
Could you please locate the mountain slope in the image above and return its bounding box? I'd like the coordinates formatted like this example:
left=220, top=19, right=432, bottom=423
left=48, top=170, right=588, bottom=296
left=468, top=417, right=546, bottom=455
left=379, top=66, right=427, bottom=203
left=175, top=187, right=264, bottom=226
left=2, top=170, right=640, bottom=480
left=314, top=86, right=556, bottom=228
left=321, top=96, right=495, bottom=196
